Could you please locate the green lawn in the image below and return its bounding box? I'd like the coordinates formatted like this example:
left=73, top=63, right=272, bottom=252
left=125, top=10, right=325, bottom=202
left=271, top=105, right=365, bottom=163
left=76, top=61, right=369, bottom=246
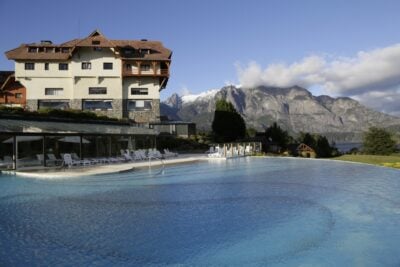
left=333, top=154, right=400, bottom=169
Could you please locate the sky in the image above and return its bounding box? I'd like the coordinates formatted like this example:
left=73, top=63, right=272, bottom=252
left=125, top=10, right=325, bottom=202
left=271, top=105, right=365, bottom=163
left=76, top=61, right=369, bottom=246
left=1, top=0, right=400, bottom=116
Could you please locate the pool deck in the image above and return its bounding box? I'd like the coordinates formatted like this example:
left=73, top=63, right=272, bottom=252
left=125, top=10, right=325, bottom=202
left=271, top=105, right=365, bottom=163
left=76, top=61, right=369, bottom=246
left=11, top=154, right=209, bottom=179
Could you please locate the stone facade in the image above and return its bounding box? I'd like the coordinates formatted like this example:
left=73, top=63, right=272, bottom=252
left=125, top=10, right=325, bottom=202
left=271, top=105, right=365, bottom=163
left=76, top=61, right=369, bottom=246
left=26, top=99, right=38, bottom=111
left=69, top=99, right=82, bottom=110
left=128, top=99, right=160, bottom=123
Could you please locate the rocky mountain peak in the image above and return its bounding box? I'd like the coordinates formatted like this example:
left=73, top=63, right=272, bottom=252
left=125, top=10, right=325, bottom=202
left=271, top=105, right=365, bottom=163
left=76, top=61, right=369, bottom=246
left=160, top=85, right=400, bottom=141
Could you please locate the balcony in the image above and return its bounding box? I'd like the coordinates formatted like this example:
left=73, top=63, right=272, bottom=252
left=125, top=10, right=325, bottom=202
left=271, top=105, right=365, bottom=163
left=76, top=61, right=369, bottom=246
left=122, top=68, right=169, bottom=77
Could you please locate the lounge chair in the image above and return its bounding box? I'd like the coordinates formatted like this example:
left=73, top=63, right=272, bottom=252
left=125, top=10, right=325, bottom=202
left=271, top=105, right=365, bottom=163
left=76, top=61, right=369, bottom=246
left=63, top=153, right=83, bottom=167
left=148, top=148, right=163, bottom=159
left=164, top=149, right=178, bottom=158
left=47, top=153, right=63, bottom=166
left=71, top=153, right=91, bottom=166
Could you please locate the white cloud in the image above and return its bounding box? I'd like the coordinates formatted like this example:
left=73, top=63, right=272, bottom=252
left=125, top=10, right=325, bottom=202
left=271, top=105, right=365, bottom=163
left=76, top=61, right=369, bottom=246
left=236, top=43, right=400, bottom=116
left=180, top=86, right=191, bottom=96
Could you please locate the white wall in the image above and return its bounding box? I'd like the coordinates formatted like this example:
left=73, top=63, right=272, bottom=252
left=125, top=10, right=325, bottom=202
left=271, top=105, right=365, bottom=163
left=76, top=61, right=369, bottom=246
left=123, top=77, right=160, bottom=100
left=71, top=47, right=121, bottom=78
left=13, top=48, right=165, bottom=104
left=74, top=77, right=122, bottom=99
left=18, top=77, right=73, bottom=99
left=15, top=61, right=71, bottom=78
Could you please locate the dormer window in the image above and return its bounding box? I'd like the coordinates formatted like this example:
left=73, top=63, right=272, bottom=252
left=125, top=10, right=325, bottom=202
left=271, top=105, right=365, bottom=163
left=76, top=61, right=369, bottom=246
left=28, top=47, right=37, bottom=53
left=140, top=49, right=151, bottom=54
left=92, top=40, right=100, bottom=45
left=61, top=48, right=69, bottom=53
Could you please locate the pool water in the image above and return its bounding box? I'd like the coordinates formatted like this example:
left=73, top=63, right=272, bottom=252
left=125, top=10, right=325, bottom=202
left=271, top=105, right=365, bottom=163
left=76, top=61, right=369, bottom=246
left=1, top=157, right=400, bottom=266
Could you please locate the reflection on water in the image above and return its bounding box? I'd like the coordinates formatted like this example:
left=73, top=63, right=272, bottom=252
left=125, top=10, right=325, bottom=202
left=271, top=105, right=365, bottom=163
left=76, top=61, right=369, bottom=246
left=0, top=158, right=400, bottom=266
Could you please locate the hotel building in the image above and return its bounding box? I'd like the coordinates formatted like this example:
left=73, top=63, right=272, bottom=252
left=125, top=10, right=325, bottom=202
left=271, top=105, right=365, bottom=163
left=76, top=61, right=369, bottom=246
left=5, top=30, right=172, bottom=123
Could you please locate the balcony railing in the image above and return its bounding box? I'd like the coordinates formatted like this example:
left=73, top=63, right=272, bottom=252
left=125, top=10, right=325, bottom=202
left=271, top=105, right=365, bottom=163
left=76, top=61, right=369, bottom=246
left=122, top=68, right=169, bottom=77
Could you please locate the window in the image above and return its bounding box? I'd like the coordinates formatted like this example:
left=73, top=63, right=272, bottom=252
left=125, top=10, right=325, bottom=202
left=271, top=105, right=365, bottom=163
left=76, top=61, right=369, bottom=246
left=124, top=49, right=134, bottom=55
left=127, top=100, right=152, bottom=111
left=38, top=100, right=69, bottom=110
left=44, top=63, right=49, bottom=70
left=83, top=100, right=113, bottom=111
left=92, top=40, right=100, bottom=45
left=82, top=62, right=92, bottom=70
left=125, top=64, right=132, bottom=70
left=45, top=47, right=53, bottom=53
left=61, top=48, right=69, bottom=53
left=93, top=47, right=102, bottom=51
left=15, top=93, right=22, bottom=99
left=140, top=49, right=151, bottom=54
left=131, top=88, right=148, bottom=95
left=24, top=63, right=35, bottom=70
left=45, top=88, right=63, bottom=96
left=28, top=47, right=37, bottom=53
left=103, top=62, right=113, bottom=70
left=59, top=63, right=68, bottom=70
left=89, top=87, right=107, bottom=95
left=140, top=64, right=151, bottom=71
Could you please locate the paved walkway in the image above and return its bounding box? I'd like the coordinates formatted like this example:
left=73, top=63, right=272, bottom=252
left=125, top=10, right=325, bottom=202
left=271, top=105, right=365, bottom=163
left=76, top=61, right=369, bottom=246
left=13, top=154, right=208, bottom=179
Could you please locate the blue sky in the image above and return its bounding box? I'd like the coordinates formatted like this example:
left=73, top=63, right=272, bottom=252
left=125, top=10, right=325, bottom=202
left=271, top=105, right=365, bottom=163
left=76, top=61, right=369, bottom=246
left=1, top=0, right=400, bottom=115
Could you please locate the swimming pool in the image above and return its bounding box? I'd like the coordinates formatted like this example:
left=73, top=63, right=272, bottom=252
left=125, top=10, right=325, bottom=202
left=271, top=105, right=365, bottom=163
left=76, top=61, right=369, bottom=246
left=1, top=157, right=400, bottom=266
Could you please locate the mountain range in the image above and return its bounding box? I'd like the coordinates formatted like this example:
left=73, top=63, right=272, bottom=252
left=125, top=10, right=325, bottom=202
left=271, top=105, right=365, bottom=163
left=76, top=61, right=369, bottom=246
left=161, top=85, right=400, bottom=142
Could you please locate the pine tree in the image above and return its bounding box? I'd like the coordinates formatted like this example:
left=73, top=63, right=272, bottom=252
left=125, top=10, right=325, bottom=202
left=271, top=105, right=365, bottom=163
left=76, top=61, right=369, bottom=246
left=212, top=100, right=246, bottom=142
left=363, top=127, right=396, bottom=155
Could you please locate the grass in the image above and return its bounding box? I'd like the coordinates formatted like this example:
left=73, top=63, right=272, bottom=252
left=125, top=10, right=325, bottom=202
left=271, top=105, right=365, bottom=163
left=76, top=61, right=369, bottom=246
left=333, top=154, right=400, bottom=169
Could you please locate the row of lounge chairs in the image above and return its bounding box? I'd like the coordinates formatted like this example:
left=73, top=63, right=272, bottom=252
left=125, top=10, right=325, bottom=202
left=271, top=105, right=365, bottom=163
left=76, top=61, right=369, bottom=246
left=61, top=149, right=178, bottom=168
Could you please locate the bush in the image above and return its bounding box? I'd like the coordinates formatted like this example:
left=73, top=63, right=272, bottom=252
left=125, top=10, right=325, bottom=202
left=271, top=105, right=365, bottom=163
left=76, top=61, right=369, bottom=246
left=0, top=106, right=122, bottom=123
left=157, top=136, right=208, bottom=152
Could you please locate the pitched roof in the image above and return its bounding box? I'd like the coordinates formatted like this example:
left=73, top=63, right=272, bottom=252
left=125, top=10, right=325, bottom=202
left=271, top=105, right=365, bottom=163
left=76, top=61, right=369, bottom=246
left=5, top=30, right=172, bottom=61
left=0, top=71, right=24, bottom=91
left=0, top=71, right=14, bottom=85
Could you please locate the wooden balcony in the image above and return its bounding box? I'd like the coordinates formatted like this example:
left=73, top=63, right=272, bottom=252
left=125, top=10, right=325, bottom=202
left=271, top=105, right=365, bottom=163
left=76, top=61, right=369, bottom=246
left=122, top=68, right=169, bottom=77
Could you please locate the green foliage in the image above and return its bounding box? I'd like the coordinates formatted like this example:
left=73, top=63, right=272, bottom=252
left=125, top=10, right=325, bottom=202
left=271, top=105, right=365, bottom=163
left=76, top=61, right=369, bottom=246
left=363, top=127, right=397, bottom=155
left=212, top=100, right=246, bottom=142
left=265, top=122, right=290, bottom=149
left=298, top=132, right=338, bottom=158
left=298, top=132, right=316, bottom=148
left=0, top=106, right=122, bottom=123
left=156, top=135, right=209, bottom=152
left=246, top=128, right=257, bottom=138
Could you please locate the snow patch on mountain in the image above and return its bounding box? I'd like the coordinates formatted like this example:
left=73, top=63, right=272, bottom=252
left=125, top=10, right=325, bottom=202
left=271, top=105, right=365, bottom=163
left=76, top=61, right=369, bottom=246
left=181, top=89, right=220, bottom=103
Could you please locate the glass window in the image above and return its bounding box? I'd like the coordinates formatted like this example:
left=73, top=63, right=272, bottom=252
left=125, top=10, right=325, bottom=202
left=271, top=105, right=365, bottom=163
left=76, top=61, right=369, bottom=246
left=38, top=100, right=70, bottom=110
left=61, top=48, right=69, bottom=53
left=15, top=93, right=23, bottom=99
left=24, top=63, right=35, bottom=70
left=28, top=47, right=37, bottom=53
left=103, top=62, right=113, bottom=70
left=83, top=100, right=113, bottom=111
left=82, top=62, right=92, bottom=69
left=45, top=88, right=63, bottom=96
left=127, top=100, right=152, bottom=111
left=131, top=88, right=148, bottom=95
left=92, top=40, right=100, bottom=45
left=59, top=63, right=68, bottom=70
left=44, top=63, right=49, bottom=70
left=89, top=87, right=107, bottom=95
